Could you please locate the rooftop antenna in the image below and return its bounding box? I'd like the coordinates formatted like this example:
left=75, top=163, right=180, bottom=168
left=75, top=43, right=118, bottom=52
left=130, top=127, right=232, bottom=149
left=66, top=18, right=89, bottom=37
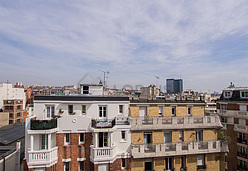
left=99, top=70, right=109, bottom=95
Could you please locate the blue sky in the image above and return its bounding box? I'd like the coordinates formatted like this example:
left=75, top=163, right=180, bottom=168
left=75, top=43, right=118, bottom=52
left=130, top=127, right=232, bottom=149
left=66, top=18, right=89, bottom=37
left=0, top=0, right=248, bottom=93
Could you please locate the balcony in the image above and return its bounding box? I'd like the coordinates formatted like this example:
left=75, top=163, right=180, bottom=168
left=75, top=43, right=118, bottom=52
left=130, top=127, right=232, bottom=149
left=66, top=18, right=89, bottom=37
left=28, top=147, right=58, bottom=166
left=235, top=124, right=248, bottom=133
left=131, top=140, right=228, bottom=158
left=30, top=119, right=57, bottom=130
left=237, top=138, right=247, bottom=145
left=131, top=115, right=222, bottom=131
left=90, top=145, right=116, bottom=162
left=91, top=116, right=130, bottom=129
left=217, top=109, right=248, bottom=119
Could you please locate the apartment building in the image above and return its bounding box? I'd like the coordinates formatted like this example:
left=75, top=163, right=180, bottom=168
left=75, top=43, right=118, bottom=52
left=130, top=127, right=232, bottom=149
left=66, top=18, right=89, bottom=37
left=129, top=98, right=228, bottom=171
left=217, top=86, right=248, bottom=171
left=3, top=99, right=24, bottom=124
left=24, top=84, right=131, bottom=171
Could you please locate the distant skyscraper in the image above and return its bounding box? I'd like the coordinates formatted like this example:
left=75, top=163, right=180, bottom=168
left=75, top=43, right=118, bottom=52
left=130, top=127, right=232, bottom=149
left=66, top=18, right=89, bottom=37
left=166, top=79, right=183, bottom=93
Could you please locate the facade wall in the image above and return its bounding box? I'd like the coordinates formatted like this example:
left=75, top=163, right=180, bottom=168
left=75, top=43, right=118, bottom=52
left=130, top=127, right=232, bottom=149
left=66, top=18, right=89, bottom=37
left=0, top=112, right=9, bottom=127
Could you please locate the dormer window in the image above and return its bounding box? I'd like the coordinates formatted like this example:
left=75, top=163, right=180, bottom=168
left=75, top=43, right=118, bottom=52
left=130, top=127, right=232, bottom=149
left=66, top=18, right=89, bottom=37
left=83, top=86, right=89, bottom=94
left=224, top=91, right=232, bottom=98
left=241, top=91, right=248, bottom=98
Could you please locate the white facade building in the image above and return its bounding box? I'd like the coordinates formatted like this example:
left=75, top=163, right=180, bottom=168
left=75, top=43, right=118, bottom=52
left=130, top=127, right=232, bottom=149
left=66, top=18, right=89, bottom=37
left=0, top=82, right=26, bottom=110
left=24, top=84, right=131, bottom=170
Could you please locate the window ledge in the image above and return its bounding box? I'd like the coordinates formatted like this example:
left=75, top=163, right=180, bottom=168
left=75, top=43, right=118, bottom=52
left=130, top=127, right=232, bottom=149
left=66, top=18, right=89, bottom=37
left=120, top=140, right=127, bottom=143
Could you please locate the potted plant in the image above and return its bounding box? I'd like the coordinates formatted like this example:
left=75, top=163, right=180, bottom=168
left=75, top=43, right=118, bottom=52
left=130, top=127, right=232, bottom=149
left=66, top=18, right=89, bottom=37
left=59, top=108, right=64, bottom=113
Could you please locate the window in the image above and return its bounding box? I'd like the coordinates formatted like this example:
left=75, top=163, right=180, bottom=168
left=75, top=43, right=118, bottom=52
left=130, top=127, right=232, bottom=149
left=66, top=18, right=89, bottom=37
left=122, top=159, right=126, bottom=169
left=172, top=106, right=176, bottom=116
left=79, top=161, right=84, bottom=171
left=121, top=131, right=126, bottom=141
left=41, top=134, right=48, bottom=150
left=83, top=86, right=89, bottom=94
left=179, top=131, right=184, bottom=142
left=188, top=107, right=192, bottom=115
left=221, top=117, right=227, bottom=123
left=9, top=120, right=13, bottom=124
left=164, top=132, right=172, bottom=143
left=241, top=91, right=248, bottom=98
left=181, top=156, right=186, bottom=169
left=9, top=113, right=13, bottom=118
left=82, top=105, right=86, bottom=115
left=224, top=91, right=232, bottom=98
left=196, top=130, right=203, bottom=142
left=99, top=132, right=108, bottom=147
left=68, top=105, right=73, bottom=114
left=220, top=104, right=227, bottom=110
left=17, top=112, right=21, bottom=117
left=47, top=105, right=55, bottom=118
left=79, top=133, right=84, bottom=144
left=119, top=105, right=123, bottom=114
left=165, top=157, right=173, bottom=170
left=198, top=155, right=205, bottom=166
left=17, top=105, right=21, bottom=109
left=64, top=162, right=69, bottom=171
left=17, top=119, right=20, bottom=122
left=99, top=106, right=107, bottom=118
left=159, top=106, right=163, bottom=116
left=65, top=133, right=70, bottom=144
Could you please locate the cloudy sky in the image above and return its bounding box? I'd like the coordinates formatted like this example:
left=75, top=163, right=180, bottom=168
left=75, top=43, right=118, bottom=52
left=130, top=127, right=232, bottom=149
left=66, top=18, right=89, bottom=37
left=0, top=0, right=247, bottom=93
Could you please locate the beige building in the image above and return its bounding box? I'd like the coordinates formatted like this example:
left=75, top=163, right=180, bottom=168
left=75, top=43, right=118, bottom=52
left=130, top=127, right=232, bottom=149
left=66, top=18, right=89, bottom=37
left=3, top=99, right=24, bottom=124
left=130, top=98, right=228, bottom=171
left=0, top=112, right=9, bottom=127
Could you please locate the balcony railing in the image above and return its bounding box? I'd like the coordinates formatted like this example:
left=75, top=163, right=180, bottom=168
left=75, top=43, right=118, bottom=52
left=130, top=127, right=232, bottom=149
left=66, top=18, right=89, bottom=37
left=131, top=140, right=228, bottom=158
left=217, top=110, right=248, bottom=118
left=91, top=116, right=130, bottom=128
left=30, top=119, right=57, bottom=130
left=90, top=145, right=116, bottom=162
left=28, top=147, right=58, bottom=165
left=131, top=115, right=222, bottom=131
left=234, top=124, right=248, bottom=133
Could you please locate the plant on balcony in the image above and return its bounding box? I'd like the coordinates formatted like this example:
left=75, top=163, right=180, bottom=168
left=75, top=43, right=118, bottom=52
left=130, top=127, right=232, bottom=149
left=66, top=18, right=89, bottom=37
left=218, top=132, right=231, bottom=143
left=59, top=108, right=64, bottom=113
left=69, top=112, right=76, bottom=115
left=53, top=114, right=61, bottom=119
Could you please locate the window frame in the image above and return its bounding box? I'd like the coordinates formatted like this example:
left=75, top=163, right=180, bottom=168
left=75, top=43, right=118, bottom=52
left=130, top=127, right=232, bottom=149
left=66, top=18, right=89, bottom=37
left=122, top=158, right=126, bottom=169
left=119, top=105, right=124, bottom=114
left=99, top=106, right=107, bottom=118
left=172, top=106, right=176, bottom=116
left=241, top=91, right=248, bottom=98
left=46, top=105, right=55, bottom=118
left=41, top=134, right=48, bottom=150
left=65, top=133, right=70, bottom=145
left=121, top=131, right=126, bottom=141
left=82, top=105, right=86, bottom=115
left=64, top=162, right=69, bottom=171
left=79, top=133, right=84, bottom=144
left=68, top=105, right=73, bottom=115
left=79, top=161, right=84, bottom=171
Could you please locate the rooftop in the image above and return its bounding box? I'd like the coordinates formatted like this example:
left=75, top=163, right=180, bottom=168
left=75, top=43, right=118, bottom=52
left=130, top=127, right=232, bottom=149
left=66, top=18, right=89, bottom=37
left=0, top=123, right=25, bottom=145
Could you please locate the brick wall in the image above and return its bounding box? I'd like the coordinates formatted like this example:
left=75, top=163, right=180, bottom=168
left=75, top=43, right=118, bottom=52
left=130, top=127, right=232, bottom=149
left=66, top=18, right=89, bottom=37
left=147, top=106, right=159, bottom=116
left=130, top=106, right=139, bottom=117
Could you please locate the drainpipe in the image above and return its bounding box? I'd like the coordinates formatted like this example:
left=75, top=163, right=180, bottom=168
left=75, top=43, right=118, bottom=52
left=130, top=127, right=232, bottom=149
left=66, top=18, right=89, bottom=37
left=16, top=141, right=21, bottom=171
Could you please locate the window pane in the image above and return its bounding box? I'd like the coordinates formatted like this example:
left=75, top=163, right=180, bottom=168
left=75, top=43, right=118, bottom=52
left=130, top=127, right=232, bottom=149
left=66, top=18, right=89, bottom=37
left=47, top=106, right=50, bottom=117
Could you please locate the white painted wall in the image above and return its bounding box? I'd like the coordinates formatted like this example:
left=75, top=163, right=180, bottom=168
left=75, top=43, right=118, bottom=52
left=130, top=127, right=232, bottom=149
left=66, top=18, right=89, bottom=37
left=0, top=83, right=26, bottom=110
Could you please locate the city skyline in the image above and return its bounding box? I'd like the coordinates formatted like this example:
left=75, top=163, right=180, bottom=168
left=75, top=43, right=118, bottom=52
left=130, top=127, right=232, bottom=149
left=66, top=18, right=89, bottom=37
left=0, top=0, right=248, bottom=93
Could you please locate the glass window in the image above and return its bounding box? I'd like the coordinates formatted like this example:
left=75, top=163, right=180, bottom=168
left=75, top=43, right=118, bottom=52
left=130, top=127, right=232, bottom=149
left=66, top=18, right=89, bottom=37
left=46, top=105, right=55, bottom=118
left=79, top=161, right=84, bottom=171
left=172, top=106, right=176, bottom=116
left=121, top=131, right=126, bottom=140
left=188, top=107, right=192, bottom=115
left=41, top=134, right=48, bottom=150
left=83, top=86, right=89, bottom=94
left=198, top=155, right=205, bottom=166
left=65, top=133, right=70, bottom=144
left=99, top=106, right=107, bottom=117
left=68, top=105, right=73, bottom=114
left=165, top=157, right=173, bottom=170
left=17, top=105, right=21, bottom=109
left=17, top=112, right=21, bottom=117
left=79, top=133, right=84, bottom=144
left=181, top=156, right=186, bottom=168
left=122, top=159, right=126, bottom=169
left=119, top=105, right=123, bottom=114
left=64, top=162, right=69, bottom=171
left=82, top=105, right=86, bottom=114
left=196, top=130, right=203, bottom=142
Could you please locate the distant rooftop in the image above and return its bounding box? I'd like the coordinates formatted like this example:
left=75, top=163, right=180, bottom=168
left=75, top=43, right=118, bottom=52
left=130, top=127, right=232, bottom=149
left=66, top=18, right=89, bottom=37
left=0, top=123, right=25, bottom=145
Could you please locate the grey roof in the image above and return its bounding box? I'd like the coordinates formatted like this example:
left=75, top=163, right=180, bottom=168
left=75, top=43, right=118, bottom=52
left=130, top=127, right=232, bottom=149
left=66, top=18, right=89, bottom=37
left=0, top=124, right=25, bottom=145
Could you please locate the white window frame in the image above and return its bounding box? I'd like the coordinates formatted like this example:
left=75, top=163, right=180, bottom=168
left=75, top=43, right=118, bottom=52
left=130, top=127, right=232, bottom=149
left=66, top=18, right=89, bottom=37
left=224, top=91, right=232, bottom=98
left=68, top=105, right=73, bottom=114
left=46, top=105, right=55, bottom=118
left=241, top=91, right=248, bottom=98
left=121, top=131, right=126, bottom=141
left=41, top=134, right=48, bottom=150
left=65, top=133, right=70, bottom=145
left=99, top=106, right=107, bottom=119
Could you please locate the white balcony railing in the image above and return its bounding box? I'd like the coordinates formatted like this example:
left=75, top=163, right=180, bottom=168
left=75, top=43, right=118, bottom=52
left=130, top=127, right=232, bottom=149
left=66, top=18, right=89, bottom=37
left=28, top=147, right=58, bottom=166
left=131, top=115, right=222, bottom=131
left=217, top=110, right=248, bottom=118
left=234, top=124, right=248, bottom=133
left=131, top=140, right=228, bottom=158
left=90, top=145, right=116, bottom=162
